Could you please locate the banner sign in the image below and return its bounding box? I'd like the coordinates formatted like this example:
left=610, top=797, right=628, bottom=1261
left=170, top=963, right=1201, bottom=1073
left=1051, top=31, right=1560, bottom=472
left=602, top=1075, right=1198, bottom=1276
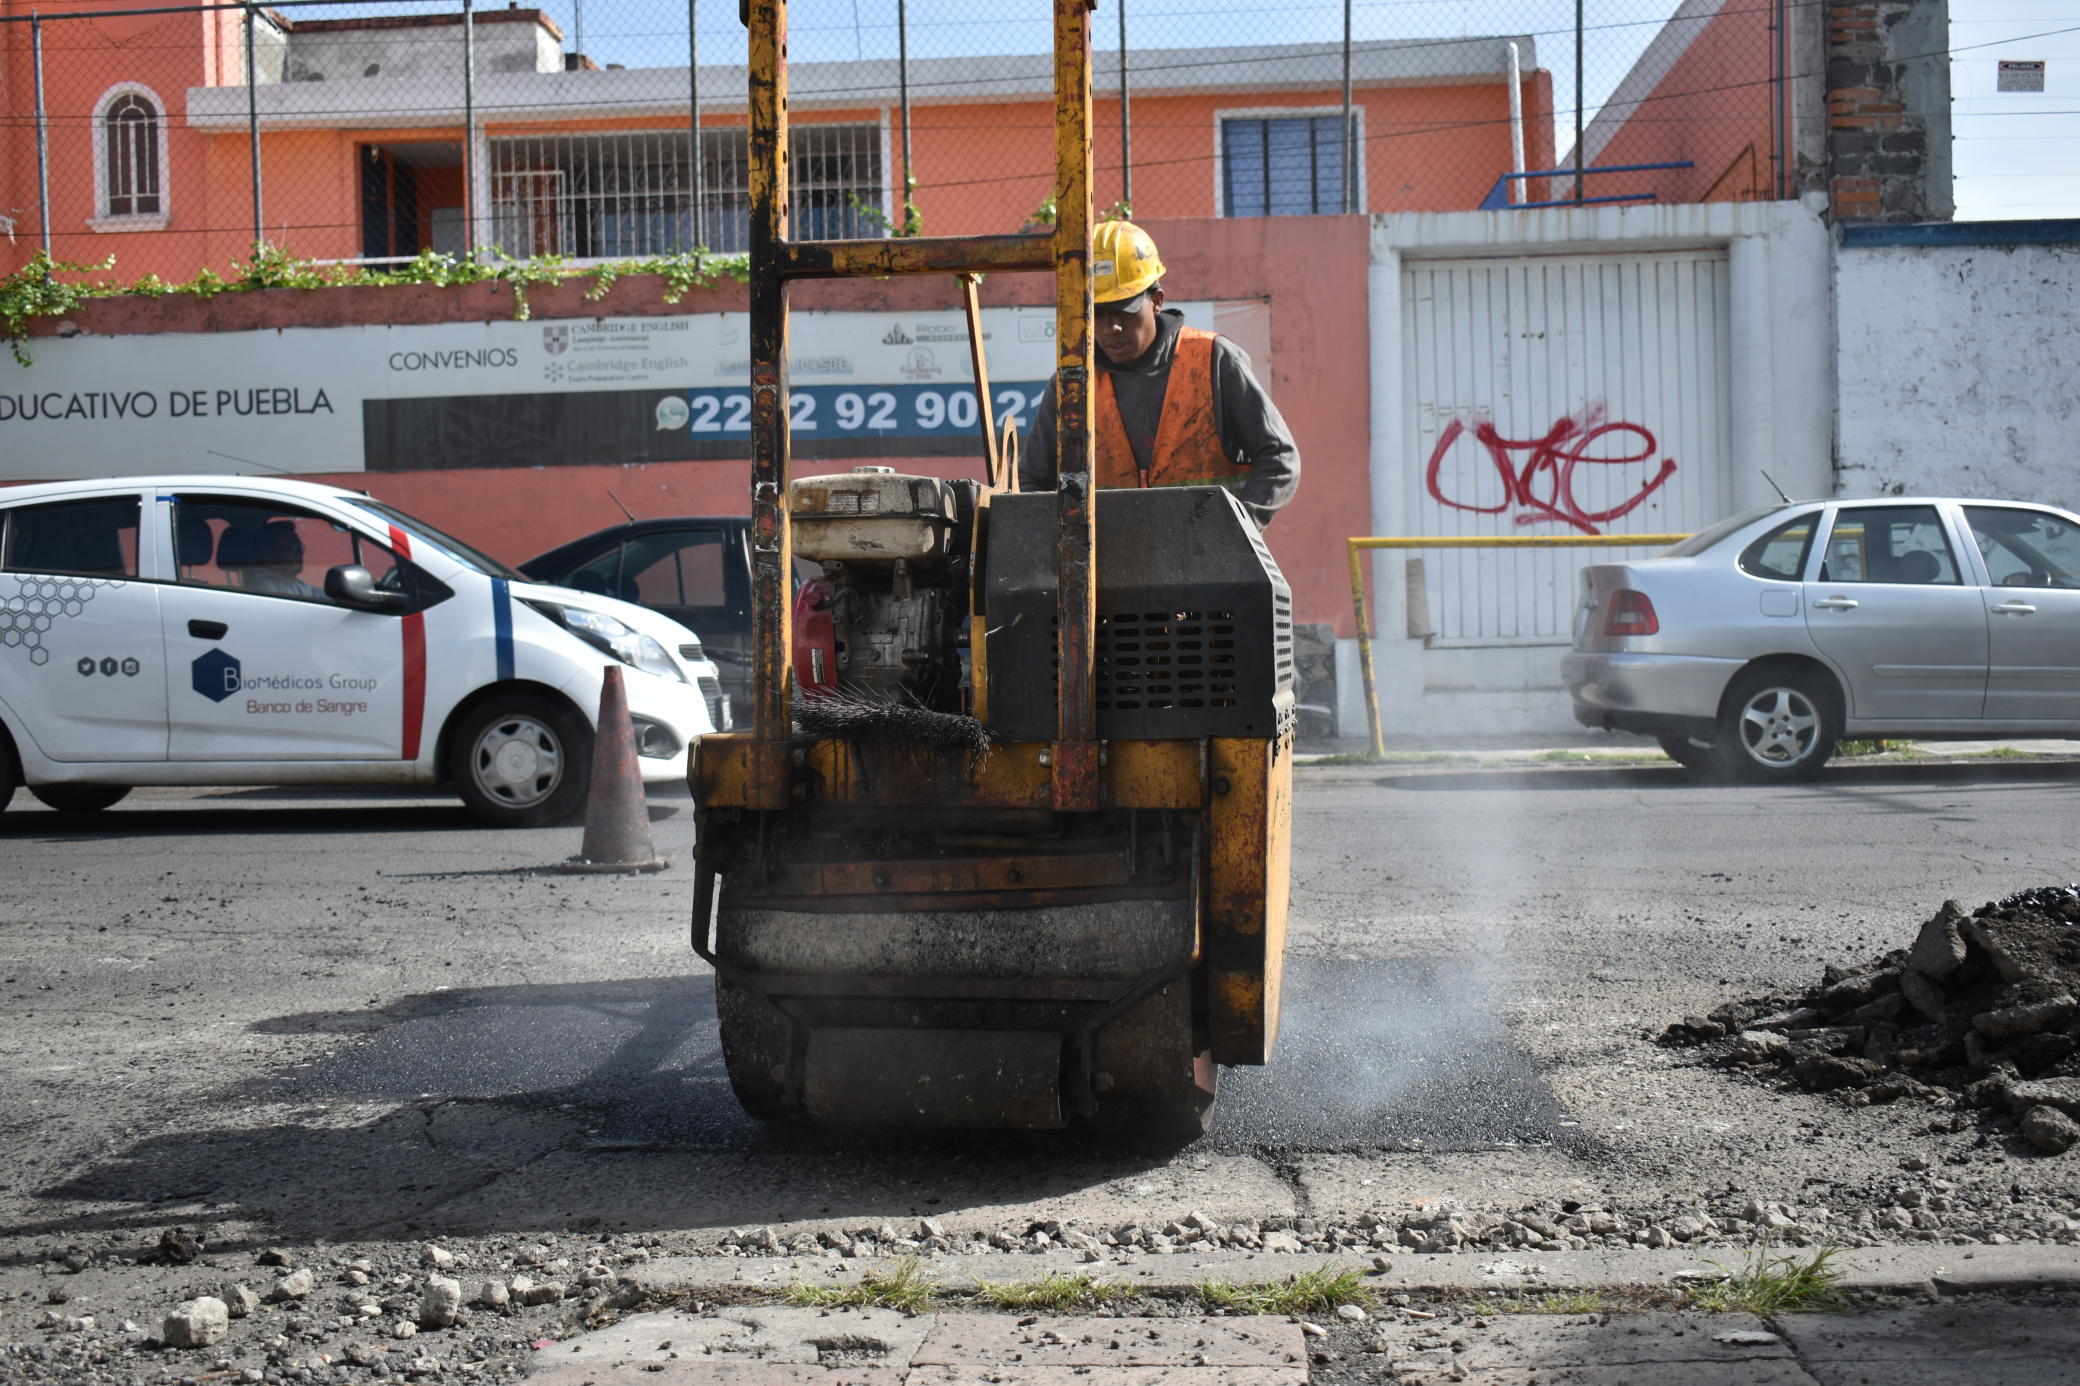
left=0, top=301, right=1260, bottom=478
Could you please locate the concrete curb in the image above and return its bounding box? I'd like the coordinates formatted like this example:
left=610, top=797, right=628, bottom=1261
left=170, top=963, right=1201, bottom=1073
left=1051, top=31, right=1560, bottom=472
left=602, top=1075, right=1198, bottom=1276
left=626, top=1244, right=2080, bottom=1300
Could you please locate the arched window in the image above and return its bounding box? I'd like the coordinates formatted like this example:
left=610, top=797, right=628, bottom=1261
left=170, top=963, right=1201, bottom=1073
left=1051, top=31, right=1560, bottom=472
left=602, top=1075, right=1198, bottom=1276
left=105, top=93, right=161, bottom=216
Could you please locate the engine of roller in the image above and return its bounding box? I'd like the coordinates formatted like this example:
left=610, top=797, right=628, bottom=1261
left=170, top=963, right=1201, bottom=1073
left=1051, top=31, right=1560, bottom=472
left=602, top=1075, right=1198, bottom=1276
left=788, top=467, right=975, bottom=712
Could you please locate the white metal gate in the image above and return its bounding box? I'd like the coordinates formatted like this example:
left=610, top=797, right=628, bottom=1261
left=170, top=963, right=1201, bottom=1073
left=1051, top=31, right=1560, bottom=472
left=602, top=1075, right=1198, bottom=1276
left=1403, top=250, right=1734, bottom=644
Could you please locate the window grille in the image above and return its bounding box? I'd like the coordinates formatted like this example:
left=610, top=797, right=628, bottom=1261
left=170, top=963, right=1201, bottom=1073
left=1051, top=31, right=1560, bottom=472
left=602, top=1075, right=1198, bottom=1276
left=488, top=125, right=882, bottom=259
left=105, top=93, right=162, bottom=217
left=1221, top=115, right=1348, bottom=217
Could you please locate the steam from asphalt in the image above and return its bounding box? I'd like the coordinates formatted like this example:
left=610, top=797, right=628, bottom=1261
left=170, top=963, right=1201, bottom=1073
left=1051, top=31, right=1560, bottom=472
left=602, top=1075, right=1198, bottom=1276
left=1210, top=768, right=1579, bottom=1152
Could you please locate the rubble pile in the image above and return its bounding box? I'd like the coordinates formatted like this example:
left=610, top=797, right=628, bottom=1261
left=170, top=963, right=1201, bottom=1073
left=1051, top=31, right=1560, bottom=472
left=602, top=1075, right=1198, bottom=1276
left=1660, top=887, right=2080, bottom=1154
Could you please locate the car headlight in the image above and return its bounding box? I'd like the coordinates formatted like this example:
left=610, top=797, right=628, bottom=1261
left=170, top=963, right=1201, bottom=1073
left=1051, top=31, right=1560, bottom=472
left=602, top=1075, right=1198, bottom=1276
left=523, top=600, right=688, bottom=683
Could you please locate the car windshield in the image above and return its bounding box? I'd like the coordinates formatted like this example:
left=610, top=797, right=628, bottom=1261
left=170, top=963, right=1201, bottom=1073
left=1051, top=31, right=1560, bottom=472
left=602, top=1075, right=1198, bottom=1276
left=348, top=499, right=522, bottom=579
left=1661, top=505, right=1793, bottom=558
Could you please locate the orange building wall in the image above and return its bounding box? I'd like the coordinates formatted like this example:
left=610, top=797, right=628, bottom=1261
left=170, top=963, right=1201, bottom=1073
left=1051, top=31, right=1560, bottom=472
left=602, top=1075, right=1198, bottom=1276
left=905, top=81, right=1555, bottom=232
left=1589, top=3, right=1774, bottom=206
left=1, top=2, right=231, bottom=279
left=3, top=12, right=1556, bottom=281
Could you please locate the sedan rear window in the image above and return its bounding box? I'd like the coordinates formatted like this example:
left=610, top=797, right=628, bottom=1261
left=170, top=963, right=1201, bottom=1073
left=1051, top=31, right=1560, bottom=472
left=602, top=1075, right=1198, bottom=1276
left=1738, top=513, right=1818, bottom=581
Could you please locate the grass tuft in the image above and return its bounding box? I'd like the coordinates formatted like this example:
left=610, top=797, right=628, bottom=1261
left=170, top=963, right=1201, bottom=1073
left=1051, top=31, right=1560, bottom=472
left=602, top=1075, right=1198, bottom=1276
left=1298, top=751, right=1478, bottom=767
left=1681, top=1244, right=1849, bottom=1315
left=1468, top=1289, right=1608, bottom=1315
left=1194, top=1262, right=1375, bottom=1315
left=785, top=1256, right=937, bottom=1315
left=970, top=1271, right=1133, bottom=1310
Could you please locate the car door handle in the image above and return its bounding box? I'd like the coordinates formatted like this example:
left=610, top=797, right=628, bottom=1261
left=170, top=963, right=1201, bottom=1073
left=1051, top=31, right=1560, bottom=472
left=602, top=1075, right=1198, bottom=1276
left=1811, top=597, right=1859, bottom=611
left=188, top=619, right=229, bottom=639
left=1992, top=600, right=2038, bottom=615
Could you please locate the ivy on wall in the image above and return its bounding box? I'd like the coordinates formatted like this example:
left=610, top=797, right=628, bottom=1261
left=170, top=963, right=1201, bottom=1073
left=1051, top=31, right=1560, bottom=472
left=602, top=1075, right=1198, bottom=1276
left=1, top=246, right=751, bottom=367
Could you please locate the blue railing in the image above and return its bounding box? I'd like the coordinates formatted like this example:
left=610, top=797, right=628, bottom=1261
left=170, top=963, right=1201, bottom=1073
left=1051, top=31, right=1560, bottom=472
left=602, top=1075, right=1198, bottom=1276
left=1478, top=161, right=1695, bottom=211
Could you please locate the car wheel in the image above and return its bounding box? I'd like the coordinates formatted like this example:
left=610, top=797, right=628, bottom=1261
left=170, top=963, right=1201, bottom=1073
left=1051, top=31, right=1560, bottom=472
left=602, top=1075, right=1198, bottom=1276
left=1713, top=668, right=1838, bottom=783
left=1656, top=736, right=1716, bottom=772
left=30, top=785, right=131, bottom=814
left=454, top=695, right=592, bottom=828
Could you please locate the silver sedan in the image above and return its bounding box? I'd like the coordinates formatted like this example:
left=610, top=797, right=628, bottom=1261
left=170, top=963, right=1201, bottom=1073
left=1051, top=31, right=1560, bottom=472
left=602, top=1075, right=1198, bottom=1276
left=1562, top=498, right=2080, bottom=780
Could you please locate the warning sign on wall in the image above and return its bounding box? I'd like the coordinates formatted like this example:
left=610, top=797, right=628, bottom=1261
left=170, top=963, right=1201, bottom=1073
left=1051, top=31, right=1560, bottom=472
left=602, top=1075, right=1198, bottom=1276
left=1997, top=60, right=2047, bottom=92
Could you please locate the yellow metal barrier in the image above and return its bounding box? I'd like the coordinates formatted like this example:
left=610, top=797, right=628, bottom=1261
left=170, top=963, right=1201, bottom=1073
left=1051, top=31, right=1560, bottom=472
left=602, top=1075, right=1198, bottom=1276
left=1346, top=534, right=1693, bottom=757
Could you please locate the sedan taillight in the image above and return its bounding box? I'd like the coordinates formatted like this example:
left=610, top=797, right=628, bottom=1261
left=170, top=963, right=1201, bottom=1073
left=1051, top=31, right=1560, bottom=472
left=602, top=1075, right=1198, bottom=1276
left=1604, top=589, right=1659, bottom=637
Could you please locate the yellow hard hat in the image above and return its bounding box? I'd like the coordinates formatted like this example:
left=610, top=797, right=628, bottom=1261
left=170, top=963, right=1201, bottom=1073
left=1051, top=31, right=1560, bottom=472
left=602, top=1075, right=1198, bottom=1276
left=1092, top=220, right=1164, bottom=304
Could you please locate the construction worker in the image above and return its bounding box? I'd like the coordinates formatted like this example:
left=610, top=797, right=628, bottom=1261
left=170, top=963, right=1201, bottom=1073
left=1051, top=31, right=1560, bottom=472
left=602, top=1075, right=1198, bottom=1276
left=1021, top=220, right=1300, bottom=526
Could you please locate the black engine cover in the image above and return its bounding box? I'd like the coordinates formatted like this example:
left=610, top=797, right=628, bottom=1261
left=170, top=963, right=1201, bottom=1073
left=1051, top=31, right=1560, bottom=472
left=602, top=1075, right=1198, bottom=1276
left=980, top=486, right=1293, bottom=742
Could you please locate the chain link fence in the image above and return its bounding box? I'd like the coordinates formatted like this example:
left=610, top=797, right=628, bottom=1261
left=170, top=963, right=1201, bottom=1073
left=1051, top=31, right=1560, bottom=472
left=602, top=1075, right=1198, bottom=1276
left=2, top=0, right=1807, bottom=285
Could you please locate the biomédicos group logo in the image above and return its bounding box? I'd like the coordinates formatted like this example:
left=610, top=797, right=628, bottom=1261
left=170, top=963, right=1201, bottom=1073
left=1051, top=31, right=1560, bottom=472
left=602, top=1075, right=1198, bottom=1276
left=191, top=648, right=241, bottom=704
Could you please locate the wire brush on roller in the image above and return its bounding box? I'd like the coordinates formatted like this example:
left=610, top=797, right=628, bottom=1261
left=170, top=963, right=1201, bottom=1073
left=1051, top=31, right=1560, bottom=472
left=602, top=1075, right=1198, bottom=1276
left=793, top=690, right=995, bottom=763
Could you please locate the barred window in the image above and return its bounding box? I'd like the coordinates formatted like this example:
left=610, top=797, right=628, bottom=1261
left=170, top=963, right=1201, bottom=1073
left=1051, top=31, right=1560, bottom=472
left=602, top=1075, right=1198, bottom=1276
left=488, top=125, right=883, bottom=259
left=104, top=92, right=162, bottom=217
left=1221, top=115, right=1349, bottom=217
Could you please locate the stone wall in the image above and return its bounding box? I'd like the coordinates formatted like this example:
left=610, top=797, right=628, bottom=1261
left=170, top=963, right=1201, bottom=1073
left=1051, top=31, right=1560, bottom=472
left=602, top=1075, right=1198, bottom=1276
left=1826, top=0, right=1953, bottom=221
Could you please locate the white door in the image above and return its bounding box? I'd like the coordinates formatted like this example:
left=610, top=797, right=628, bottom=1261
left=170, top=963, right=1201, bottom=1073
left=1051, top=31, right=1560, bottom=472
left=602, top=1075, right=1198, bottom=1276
left=0, top=491, right=167, bottom=762
left=1961, top=504, right=2080, bottom=723
left=160, top=496, right=411, bottom=760
left=1404, top=250, right=1733, bottom=642
left=1805, top=503, right=1988, bottom=721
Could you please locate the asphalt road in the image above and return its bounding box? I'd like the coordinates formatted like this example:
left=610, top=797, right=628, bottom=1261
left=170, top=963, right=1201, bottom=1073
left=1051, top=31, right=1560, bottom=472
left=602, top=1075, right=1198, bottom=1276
left=2, top=757, right=2077, bottom=1252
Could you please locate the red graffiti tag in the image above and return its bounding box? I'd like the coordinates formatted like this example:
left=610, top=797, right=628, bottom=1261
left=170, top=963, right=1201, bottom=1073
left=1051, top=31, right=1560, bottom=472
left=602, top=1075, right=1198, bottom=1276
left=1425, top=405, right=1678, bottom=536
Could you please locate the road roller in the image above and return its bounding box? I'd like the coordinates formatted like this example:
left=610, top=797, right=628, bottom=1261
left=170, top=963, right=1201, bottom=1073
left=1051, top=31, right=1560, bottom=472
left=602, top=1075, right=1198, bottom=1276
left=688, top=0, right=1292, bottom=1135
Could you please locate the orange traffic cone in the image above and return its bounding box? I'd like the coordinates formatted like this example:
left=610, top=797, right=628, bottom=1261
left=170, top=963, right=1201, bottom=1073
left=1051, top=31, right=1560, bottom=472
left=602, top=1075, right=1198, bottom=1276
left=560, top=666, right=670, bottom=874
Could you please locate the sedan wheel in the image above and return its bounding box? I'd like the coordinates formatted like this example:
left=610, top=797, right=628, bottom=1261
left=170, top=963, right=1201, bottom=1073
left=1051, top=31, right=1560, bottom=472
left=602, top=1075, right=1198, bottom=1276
left=454, top=695, right=592, bottom=827
left=1714, top=669, right=1838, bottom=782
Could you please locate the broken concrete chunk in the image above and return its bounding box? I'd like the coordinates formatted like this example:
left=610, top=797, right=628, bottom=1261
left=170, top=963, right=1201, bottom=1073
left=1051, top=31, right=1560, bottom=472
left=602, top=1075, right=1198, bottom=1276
left=2004, top=1077, right=2080, bottom=1121
left=1793, top=1053, right=1880, bottom=1090
left=1816, top=968, right=1899, bottom=1015
left=2021, top=1105, right=2080, bottom=1155
left=161, top=1297, right=229, bottom=1349
left=157, top=1228, right=203, bottom=1265
left=1731, top=1030, right=1789, bottom=1062
left=1261, top=1231, right=1304, bottom=1254
left=1785, top=1025, right=1867, bottom=1053
left=1899, top=970, right=1948, bottom=1021
left=419, top=1276, right=461, bottom=1327
left=1847, top=992, right=1904, bottom=1024
left=476, top=1280, right=510, bottom=1308
left=1908, top=901, right=1971, bottom=979
left=917, top=1217, right=946, bottom=1241
left=420, top=1244, right=455, bottom=1269
left=221, top=1285, right=260, bottom=1319
left=1959, top=915, right=2034, bottom=983
left=1974, top=995, right=2077, bottom=1042
left=270, top=1269, right=315, bottom=1301
left=507, top=1276, right=563, bottom=1306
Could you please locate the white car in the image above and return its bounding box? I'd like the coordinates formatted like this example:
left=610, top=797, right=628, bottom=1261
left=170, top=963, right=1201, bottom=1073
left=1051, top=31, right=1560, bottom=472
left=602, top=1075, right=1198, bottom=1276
left=1563, top=497, right=2080, bottom=781
left=0, top=476, right=719, bottom=825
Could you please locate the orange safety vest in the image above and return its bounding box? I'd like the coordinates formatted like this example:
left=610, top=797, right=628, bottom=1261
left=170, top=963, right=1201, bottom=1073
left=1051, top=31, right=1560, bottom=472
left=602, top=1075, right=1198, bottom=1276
left=1093, top=327, right=1239, bottom=491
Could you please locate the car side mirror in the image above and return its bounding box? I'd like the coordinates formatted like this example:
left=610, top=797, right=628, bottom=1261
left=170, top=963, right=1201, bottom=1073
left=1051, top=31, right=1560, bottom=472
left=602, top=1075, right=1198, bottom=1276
left=324, top=564, right=413, bottom=613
